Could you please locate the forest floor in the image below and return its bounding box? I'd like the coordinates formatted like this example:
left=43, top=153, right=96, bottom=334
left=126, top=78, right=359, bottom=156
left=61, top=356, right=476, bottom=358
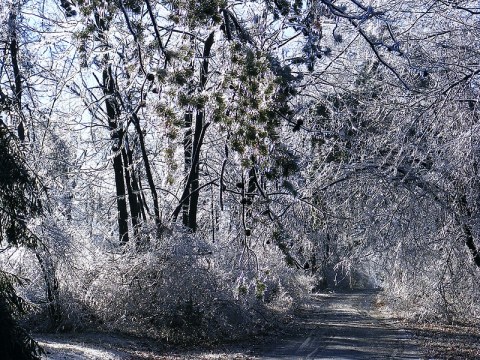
left=35, top=290, right=480, bottom=359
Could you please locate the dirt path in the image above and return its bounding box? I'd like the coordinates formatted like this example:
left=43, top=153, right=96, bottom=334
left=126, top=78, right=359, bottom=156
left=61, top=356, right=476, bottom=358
left=252, top=290, right=421, bottom=359
left=37, top=290, right=423, bottom=359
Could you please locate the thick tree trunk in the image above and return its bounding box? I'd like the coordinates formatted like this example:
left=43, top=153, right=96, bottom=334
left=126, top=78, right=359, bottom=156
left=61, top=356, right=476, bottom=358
left=9, top=24, right=22, bottom=107
left=126, top=141, right=146, bottom=221
left=35, top=252, right=61, bottom=327
left=121, top=136, right=141, bottom=239
left=171, top=122, right=211, bottom=223
left=183, top=111, right=193, bottom=227
left=103, top=65, right=129, bottom=243
left=462, top=223, right=480, bottom=267
left=9, top=12, right=23, bottom=111
left=458, top=194, right=480, bottom=267
left=9, top=12, right=27, bottom=142
left=245, top=166, right=256, bottom=218
left=187, top=110, right=203, bottom=231
left=112, top=140, right=129, bottom=243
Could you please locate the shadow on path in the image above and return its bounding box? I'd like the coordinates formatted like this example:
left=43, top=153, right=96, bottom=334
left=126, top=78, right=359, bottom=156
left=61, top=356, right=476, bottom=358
left=253, top=290, right=421, bottom=359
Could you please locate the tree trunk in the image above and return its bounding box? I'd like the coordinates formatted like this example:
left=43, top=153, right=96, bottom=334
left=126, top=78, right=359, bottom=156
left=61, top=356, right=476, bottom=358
left=121, top=135, right=141, bottom=239
left=131, top=113, right=161, bottom=235
left=126, top=141, right=146, bottom=221
left=458, top=193, right=480, bottom=267
left=181, top=32, right=215, bottom=231
left=171, top=122, right=211, bottom=223
left=187, top=110, right=203, bottom=231
left=183, top=111, right=193, bottom=227
left=35, top=252, right=61, bottom=328
left=103, top=65, right=129, bottom=243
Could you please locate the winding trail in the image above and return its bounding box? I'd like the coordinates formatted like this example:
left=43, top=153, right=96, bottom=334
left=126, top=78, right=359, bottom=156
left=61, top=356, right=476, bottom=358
left=38, top=290, right=422, bottom=359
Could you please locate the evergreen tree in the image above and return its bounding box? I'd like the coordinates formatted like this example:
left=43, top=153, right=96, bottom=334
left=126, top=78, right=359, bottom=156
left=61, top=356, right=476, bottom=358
left=0, top=123, right=43, bottom=360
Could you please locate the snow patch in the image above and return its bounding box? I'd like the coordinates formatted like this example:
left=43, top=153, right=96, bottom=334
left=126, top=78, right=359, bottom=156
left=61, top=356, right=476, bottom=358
left=39, top=339, right=125, bottom=360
